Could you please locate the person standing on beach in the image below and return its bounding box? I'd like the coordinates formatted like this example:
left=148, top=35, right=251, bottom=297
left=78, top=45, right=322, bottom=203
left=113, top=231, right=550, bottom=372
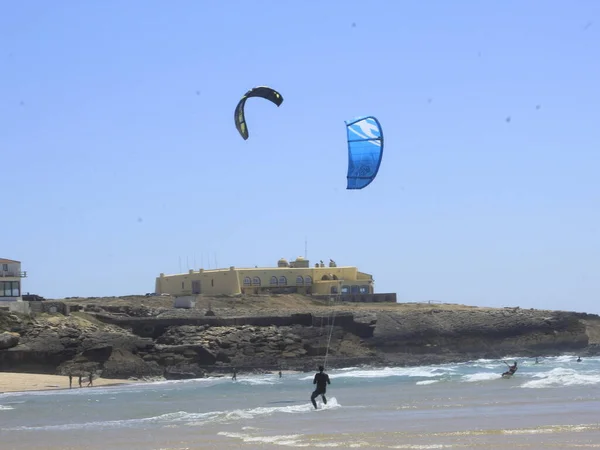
left=68, top=373, right=73, bottom=389
left=87, top=373, right=93, bottom=387
left=78, top=375, right=83, bottom=388
left=310, top=365, right=331, bottom=409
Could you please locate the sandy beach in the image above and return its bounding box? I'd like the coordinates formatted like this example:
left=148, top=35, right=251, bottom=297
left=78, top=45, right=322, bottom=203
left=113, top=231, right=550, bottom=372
left=0, top=372, right=133, bottom=394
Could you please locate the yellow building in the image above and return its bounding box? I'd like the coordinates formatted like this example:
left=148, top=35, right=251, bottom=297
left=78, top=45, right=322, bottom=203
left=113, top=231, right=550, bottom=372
left=155, top=257, right=375, bottom=297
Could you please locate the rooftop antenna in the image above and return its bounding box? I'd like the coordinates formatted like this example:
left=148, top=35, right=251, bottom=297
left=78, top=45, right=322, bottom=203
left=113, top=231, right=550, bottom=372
left=305, top=236, right=308, bottom=259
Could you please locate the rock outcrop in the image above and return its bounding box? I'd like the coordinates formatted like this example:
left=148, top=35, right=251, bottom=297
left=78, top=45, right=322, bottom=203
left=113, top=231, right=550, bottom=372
left=0, top=332, right=20, bottom=350
left=1, top=295, right=599, bottom=380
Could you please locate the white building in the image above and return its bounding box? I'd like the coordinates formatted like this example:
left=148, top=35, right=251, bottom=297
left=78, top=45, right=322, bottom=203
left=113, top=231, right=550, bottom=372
left=0, top=258, right=27, bottom=302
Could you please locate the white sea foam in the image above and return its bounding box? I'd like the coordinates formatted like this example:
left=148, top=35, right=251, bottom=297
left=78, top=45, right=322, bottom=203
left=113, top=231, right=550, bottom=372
left=521, top=367, right=600, bottom=389
left=218, top=430, right=368, bottom=447
left=462, top=372, right=502, bottom=382
left=416, top=380, right=439, bottom=386
left=304, top=366, right=450, bottom=381
left=3, top=398, right=341, bottom=432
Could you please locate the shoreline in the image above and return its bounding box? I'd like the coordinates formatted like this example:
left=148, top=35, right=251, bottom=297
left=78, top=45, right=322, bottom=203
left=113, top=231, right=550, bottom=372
left=0, top=370, right=301, bottom=395
left=0, top=372, right=134, bottom=395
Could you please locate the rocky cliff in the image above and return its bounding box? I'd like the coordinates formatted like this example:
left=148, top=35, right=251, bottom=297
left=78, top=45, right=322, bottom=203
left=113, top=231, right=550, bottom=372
left=1, top=294, right=599, bottom=379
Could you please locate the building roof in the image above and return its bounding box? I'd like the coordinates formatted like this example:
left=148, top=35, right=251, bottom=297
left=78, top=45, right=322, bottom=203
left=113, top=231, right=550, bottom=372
left=0, top=258, right=20, bottom=264
left=164, top=265, right=358, bottom=277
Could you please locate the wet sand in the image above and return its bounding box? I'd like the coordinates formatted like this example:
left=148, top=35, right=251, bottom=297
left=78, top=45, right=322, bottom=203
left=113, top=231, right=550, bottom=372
left=0, top=372, right=133, bottom=393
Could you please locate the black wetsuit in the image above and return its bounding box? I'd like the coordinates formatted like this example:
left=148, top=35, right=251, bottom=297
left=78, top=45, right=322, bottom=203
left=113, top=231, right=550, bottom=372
left=311, top=372, right=331, bottom=409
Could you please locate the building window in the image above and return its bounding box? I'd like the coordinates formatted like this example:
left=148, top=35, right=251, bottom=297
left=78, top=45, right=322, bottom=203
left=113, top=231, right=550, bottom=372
left=305, top=276, right=312, bottom=285
left=270, top=276, right=278, bottom=285
left=0, top=281, right=19, bottom=297
left=296, top=275, right=304, bottom=285
left=330, top=286, right=338, bottom=294
left=360, top=286, right=369, bottom=294
left=252, top=276, right=261, bottom=286
left=279, top=276, right=287, bottom=286
left=351, top=285, right=359, bottom=294
left=321, top=274, right=331, bottom=281
left=341, top=285, right=349, bottom=294
left=2, top=264, right=7, bottom=271
left=243, top=277, right=252, bottom=286
left=181, top=281, right=185, bottom=289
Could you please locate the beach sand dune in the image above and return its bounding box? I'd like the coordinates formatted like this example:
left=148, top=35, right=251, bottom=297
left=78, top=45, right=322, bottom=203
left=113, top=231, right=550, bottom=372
left=0, top=372, right=132, bottom=394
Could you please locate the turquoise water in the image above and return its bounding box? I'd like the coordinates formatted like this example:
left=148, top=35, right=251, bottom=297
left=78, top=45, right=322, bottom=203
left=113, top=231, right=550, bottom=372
left=2, top=355, right=600, bottom=449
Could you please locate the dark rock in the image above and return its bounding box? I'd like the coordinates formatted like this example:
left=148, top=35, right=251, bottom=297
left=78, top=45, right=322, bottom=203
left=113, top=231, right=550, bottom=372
left=101, top=349, right=164, bottom=379
left=164, top=362, right=206, bottom=380
left=0, top=332, right=19, bottom=350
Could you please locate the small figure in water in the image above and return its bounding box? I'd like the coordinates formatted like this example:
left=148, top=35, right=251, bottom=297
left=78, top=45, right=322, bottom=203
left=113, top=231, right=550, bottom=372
left=535, top=357, right=539, bottom=364
left=577, top=356, right=582, bottom=362
left=232, top=367, right=237, bottom=381
left=311, top=365, right=331, bottom=409
left=278, top=370, right=282, bottom=378
left=502, top=361, right=518, bottom=377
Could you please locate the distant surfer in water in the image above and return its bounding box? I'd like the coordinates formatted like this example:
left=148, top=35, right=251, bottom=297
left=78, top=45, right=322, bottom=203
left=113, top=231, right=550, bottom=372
left=502, top=361, right=518, bottom=377
left=311, top=365, right=331, bottom=409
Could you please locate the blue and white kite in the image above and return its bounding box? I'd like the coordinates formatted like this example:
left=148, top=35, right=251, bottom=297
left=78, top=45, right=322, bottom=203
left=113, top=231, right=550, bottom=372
left=345, top=116, right=384, bottom=190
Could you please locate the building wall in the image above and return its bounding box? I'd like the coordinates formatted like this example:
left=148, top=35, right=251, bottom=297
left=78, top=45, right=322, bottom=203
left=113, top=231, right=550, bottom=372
left=156, top=267, right=241, bottom=297
left=155, top=260, right=375, bottom=297
left=0, top=259, right=23, bottom=302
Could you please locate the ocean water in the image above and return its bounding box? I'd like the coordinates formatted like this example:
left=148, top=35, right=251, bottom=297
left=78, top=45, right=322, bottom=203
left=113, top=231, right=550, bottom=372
left=2, top=355, right=600, bottom=449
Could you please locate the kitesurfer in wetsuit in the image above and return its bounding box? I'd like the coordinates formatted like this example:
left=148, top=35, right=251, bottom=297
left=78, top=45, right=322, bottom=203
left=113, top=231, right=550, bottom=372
left=311, top=365, right=331, bottom=409
left=502, top=361, right=518, bottom=377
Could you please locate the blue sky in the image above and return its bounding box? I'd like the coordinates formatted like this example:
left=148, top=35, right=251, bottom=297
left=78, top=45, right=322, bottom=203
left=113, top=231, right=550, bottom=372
left=1, top=1, right=599, bottom=313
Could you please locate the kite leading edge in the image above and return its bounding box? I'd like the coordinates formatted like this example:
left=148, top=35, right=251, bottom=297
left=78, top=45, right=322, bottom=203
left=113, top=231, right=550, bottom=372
left=234, top=86, right=284, bottom=140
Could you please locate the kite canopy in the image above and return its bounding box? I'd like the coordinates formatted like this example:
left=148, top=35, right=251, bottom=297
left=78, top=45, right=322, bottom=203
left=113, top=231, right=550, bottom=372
left=234, top=86, right=284, bottom=140
left=345, top=116, right=384, bottom=190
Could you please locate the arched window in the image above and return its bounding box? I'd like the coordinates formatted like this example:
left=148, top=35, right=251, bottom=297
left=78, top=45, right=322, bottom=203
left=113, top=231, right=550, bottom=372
left=360, top=285, right=369, bottom=294
left=296, top=275, right=304, bottom=285
left=270, top=276, right=278, bottom=285
left=341, top=285, right=350, bottom=294
left=243, top=277, right=252, bottom=286
left=321, top=274, right=331, bottom=281
left=305, top=276, right=312, bottom=285
left=332, top=274, right=338, bottom=280
left=279, top=276, right=287, bottom=286
left=252, top=276, right=261, bottom=286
